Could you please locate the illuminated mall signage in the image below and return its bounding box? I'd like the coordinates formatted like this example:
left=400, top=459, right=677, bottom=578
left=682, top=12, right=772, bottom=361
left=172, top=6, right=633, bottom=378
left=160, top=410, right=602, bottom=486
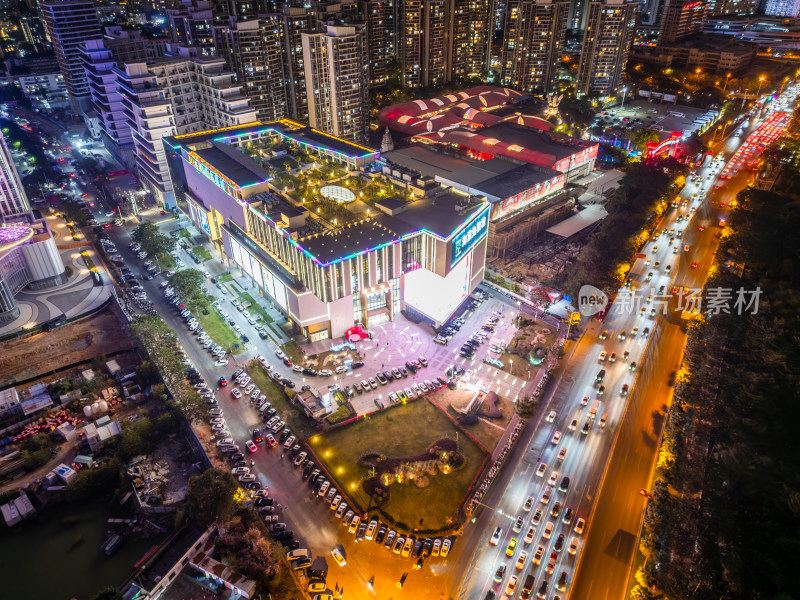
left=198, top=208, right=211, bottom=236
left=492, top=174, right=565, bottom=221
left=451, top=207, right=489, bottom=267
left=646, top=131, right=684, bottom=162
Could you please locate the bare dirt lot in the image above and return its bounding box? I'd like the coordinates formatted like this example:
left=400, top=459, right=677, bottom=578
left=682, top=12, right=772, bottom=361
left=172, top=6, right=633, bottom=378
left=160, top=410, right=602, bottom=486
left=0, top=307, right=133, bottom=386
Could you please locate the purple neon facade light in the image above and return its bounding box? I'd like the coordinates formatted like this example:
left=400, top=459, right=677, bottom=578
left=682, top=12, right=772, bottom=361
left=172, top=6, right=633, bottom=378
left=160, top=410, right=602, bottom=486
left=0, top=226, right=34, bottom=252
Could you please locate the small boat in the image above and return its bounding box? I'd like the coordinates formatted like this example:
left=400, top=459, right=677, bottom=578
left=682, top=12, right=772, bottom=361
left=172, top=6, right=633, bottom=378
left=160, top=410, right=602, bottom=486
left=101, top=533, right=124, bottom=556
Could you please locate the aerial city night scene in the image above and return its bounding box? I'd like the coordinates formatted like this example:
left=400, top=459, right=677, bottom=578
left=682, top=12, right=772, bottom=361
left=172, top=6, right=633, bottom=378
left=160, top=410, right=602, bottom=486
left=0, top=0, right=796, bottom=599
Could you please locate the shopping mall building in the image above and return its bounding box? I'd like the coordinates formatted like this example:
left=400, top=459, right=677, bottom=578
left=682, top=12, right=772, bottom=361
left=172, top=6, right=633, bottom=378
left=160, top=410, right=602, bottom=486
left=164, top=121, right=488, bottom=341
left=0, top=219, right=68, bottom=323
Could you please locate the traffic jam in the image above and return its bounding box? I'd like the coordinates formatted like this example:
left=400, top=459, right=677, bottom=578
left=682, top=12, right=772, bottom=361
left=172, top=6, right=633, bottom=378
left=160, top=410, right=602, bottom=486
left=720, top=109, right=790, bottom=179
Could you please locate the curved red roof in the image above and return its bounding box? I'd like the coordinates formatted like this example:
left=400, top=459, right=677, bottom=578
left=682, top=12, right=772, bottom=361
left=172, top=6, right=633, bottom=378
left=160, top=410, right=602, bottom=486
left=378, top=86, right=527, bottom=136
left=413, top=129, right=558, bottom=169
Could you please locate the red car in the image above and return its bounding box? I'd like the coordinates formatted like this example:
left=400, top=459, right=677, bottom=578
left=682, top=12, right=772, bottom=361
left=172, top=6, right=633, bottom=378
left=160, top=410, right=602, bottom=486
left=246, top=440, right=258, bottom=453
left=697, top=225, right=705, bottom=231
left=691, top=262, right=698, bottom=269
left=264, top=434, right=277, bottom=447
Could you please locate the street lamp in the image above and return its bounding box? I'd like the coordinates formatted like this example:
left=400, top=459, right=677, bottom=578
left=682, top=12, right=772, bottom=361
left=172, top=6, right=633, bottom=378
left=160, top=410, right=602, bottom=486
left=723, top=72, right=732, bottom=92
left=620, top=86, right=628, bottom=109
left=756, top=75, right=766, bottom=99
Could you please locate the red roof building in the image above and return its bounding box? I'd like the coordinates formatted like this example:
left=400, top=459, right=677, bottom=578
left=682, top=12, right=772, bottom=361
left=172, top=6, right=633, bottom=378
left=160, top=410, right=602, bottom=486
left=378, top=86, right=598, bottom=181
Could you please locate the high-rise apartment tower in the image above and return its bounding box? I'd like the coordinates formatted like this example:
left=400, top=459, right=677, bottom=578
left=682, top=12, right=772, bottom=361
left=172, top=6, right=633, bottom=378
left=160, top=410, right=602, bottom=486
left=40, top=0, right=102, bottom=113
left=302, top=24, right=370, bottom=143
left=500, top=0, right=568, bottom=95
left=576, top=0, right=636, bottom=98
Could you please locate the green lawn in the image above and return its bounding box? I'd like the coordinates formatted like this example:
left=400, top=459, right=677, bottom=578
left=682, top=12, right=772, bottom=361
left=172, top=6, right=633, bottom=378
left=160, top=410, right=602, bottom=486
left=192, top=245, right=212, bottom=262
left=311, top=400, right=487, bottom=533
left=247, top=363, right=318, bottom=439
left=282, top=340, right=306, bottom=365
left=196, top=310, right=243, bottom=354
left=239, top=292, right=273, bottom=323
left=178, top=228, right=191, bottom=239
left=218, top=272, right=234, bottom=283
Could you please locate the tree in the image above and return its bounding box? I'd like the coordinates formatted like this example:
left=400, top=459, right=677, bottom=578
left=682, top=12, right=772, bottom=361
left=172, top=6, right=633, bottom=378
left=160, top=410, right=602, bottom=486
left=20, top=433, right=52, bottom=468
left=168, top=268, right=205, bottom=297
left=186, top=468, right=239, bottom=526
left=683, top=131, right=707, bottom=158
left=632, top=129, right=660, bottom=153
left=90, top=586, right=123, bottom=600
left=131, top=222, right=175, bottom=263
left=559, top=95, right=596, bottom=129
left=629, top=585, right=652, bottom=600
left=135, top=360, right=161, bottom=387
left=515, top=395, right=538, bottom=419
left=168, top=268, right=209, bottom=312
left=151, top=383, right=167, bottom=401
left=116, top=418, right=154, bottom=459
left=130, top=315, right=208, bottom=423
left=66, top=460, right=122, bottom=501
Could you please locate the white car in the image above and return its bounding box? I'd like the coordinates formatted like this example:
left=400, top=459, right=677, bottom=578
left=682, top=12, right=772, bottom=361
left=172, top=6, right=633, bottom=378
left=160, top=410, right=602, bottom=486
left=524, top=526, right=536, bottom=545
left=546, top=410, right=557, bottom=423
left=574, top=518, right=586, bottom=535
left=548, top=471, right=559, bottom=486
left=536, top=462, right=547, bottom=477
left=542, top=521, right=554, bottom=539
left=490, top=526, right=502, bottom=546
left=365, top=519, right=378, bottom=540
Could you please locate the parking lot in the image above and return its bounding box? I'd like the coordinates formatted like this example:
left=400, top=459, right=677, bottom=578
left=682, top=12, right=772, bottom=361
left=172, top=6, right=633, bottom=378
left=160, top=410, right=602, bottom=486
left=593, top=99, right=716, bottom=141
left=292, top=287, right=532, bottom=416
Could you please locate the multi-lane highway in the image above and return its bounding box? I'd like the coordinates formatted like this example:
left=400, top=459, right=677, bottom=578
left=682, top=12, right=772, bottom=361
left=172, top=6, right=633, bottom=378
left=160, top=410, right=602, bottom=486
left=570, top=86, right=798, bottom=600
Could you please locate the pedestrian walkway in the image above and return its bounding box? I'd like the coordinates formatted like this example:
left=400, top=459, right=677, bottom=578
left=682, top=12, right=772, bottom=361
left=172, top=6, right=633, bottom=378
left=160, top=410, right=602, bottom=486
left=0, top=245, right=113, bottom=337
